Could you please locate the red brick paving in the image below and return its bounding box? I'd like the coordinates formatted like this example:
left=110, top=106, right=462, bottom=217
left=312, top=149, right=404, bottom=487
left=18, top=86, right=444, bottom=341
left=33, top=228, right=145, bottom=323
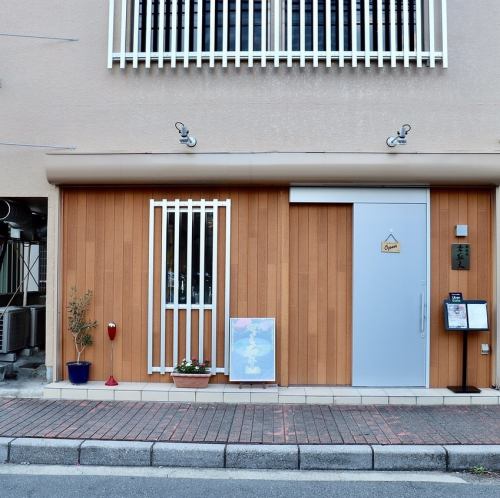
left=0, top=399, right=498, bottom=445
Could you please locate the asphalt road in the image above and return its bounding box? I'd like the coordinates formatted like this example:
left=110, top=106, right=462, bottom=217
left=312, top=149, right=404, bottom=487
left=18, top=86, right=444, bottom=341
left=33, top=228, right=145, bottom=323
left=0, top=466, right=499, bottom=498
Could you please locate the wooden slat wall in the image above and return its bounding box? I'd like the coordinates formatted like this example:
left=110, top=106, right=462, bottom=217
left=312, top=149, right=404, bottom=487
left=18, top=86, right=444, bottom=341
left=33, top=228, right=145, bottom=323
left=288, top=204, right=353, bottom=385
left=430, top=189, right=494, bottom=387
left=60, top=187, right=289, bottom=383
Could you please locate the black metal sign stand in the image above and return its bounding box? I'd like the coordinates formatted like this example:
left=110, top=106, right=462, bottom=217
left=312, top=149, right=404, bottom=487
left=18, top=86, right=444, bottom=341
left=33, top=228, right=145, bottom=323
left=444, top=298, right=488, bottom=394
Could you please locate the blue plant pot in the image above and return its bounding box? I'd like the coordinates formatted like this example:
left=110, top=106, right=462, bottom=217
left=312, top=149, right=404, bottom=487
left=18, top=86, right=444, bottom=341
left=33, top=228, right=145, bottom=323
left=67, top=361, right=91, bottom=384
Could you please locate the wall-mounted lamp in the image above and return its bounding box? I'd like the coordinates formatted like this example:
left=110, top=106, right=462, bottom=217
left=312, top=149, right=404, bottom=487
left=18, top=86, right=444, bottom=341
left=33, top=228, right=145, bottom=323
left=175, top=122, right=197, bottom=147
left=387, top=124, right=412, bottom=148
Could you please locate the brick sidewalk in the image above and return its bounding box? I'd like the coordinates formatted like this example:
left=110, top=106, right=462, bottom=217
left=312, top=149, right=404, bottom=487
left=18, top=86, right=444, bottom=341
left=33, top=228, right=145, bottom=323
left=0, top=398, right=498, bottom=445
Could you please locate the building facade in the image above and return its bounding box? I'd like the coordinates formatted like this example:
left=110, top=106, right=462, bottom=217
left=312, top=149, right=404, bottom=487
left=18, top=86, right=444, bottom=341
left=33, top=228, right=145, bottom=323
left=1, top=0, right=499, bottom=388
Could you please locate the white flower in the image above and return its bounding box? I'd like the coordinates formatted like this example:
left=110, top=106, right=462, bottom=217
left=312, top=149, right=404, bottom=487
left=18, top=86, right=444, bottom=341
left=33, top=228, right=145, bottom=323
left=195, top=366, right=199, bottom=370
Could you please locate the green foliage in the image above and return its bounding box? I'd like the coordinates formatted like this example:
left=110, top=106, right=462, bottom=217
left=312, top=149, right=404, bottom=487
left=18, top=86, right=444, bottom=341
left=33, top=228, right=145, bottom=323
left=175, top=358, right=210, bottom=374
left=470, top=465, right=488, bottom=475
left=67, top=287, right=97, bottom=363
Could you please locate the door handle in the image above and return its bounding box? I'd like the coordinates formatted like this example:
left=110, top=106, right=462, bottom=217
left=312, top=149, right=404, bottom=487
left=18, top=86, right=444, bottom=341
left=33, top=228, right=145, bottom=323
left=420, top=292, right=425, bottom=338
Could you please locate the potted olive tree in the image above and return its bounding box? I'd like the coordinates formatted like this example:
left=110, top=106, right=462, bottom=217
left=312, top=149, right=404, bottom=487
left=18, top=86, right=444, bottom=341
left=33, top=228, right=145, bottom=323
left=66, top=288, right=97, bottom=384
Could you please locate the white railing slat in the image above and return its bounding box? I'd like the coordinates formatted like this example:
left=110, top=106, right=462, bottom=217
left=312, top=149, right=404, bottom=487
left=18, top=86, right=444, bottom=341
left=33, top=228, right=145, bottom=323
left=416, top=0, right=422, bottom=67
left=235, top=0, right=242, bottom=67
left=274, top=0, right=280, bottom=66
left=377, top=0, right=383, bottom=67
left=186, top=200, right=193, bottom=359
left=390, top=0, right=396, bottom=67
left=120, top=0, right=127, bottom=68
left=429, top=0, right=435, bottom=67
left=325, top=0, right=331, bottom=67
left=403, top=0, right=409, bottom=67
left=108, top=0, right=115, bottom=69
left=261, top=0, right=267, bottom=67
left=173, top=199, right=180, bottom=366
left=197, top=0, right=204, bottom=67
left=441, top=0, right=448, bottom=68
left=223, top=0, right=229, bottom=67
left=287, top=0, right=292, bottom=67
left=300, top=0, right=305, bottom=67
left=185, top=0, right=192, bottom=67
left=145, top=0, right=152, bottom=67
left=211, top=201, right=219, bottom=375
left=364, top=0, right=370, bottom=67
left=160, top=199, right=167, bottom=373
left=199, top=199, right=206, bottom=362
left=248, top=0, right=254, bottom=67
left=338, top=0, right=344, bottom=67
left=132, top=0, right=140, bottom=68
left=158, top=0, right=165, bottom=67
left=351, top=0, right=357, bottom=67
left=312, top=0, right=318, bottom=67
left=171, top=0, right=178, bottom=67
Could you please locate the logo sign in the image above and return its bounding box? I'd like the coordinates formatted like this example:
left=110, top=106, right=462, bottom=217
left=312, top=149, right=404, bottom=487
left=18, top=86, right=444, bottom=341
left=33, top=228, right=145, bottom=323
left=381, top=241, right=400, bottom=253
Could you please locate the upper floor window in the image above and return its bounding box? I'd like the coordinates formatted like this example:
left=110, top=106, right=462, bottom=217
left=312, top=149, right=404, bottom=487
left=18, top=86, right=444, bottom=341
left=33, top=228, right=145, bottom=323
left=108, top=0, right=448, bottom=68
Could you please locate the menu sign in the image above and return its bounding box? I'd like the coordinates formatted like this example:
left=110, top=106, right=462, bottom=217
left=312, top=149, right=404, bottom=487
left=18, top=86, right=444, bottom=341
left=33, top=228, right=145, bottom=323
left=446, top=303, right=468, bottom=329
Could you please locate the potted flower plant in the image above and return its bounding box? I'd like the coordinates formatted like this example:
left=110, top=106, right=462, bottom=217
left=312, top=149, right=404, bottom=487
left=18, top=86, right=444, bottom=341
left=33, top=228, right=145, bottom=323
left=66, top=287, right=97, bottom=384
left=171, top=358, right=211, bottom=388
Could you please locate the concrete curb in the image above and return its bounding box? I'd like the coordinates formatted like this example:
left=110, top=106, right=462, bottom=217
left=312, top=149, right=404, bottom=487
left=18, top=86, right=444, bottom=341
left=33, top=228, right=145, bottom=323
left=0, top=439, right=498, bottom=471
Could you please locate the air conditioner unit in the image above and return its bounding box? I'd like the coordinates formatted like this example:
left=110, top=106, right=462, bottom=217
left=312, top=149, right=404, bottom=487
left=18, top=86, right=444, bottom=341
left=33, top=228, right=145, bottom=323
left=26, top=304, right=45, bottom=348
left=0, top=306, right=29, bottom=353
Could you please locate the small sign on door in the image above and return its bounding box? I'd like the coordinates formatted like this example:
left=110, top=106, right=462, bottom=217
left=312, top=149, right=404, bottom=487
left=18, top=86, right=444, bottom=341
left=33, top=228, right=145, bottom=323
left=381, top=234, right=400, bottom=253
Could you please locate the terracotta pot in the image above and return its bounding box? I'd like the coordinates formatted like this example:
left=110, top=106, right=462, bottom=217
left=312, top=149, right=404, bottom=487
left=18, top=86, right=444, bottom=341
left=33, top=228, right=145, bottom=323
left=171, top=373, right=211, bottom=388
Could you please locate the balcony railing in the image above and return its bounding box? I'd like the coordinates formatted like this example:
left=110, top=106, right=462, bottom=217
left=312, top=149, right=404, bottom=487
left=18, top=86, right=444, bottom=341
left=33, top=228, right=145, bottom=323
left=108, top=0, right=447, bottom=69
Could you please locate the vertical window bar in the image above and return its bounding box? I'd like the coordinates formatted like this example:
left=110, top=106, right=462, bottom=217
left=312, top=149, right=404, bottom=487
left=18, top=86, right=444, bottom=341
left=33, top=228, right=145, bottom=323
left=364, top=0, right=370, bottom=66
left=390, top=0, right=396, bottom=66
left=160, top=200, right=167, bottom=373
left=300, top=0, right=305, bottom=66
left=171, top=0, right=178, bottom=67
left=428, top=0, right=435, bottom=67
left=415, top=0, right=422, bottom=66
left=210, top=0, right=216, bottom=66
left=235, top=0, right=242, bottom=66
left=274, top=0, right=280, bottom=66
left=223, top=0, right=229, bottom=66
left=325, top=0, right=331, bottom=67
left=441, top=0, right=447, bottom=68
left=377, top=0, right=383, bottom=66
left=403, top=0, right=409, bottom=66
left=338, top=0, right=344, bottom=66
left=248, top=0, right=254, bottom=66
left=185, top=0, right=192, bottom=66
left=211, top=200, right=218, bottom=375
left=224, top=200, right=231, bottom=374
left=158, top=0, right=165, bottom=66
left=147, top=200, right=155, bottom=374
left=120, top=0, right=127, bottom=68
left=173, top=199, right=180, bottom=367
left=312, top=0, right=318, bottom=67
left=108, top=0, right=115, bottom=69
left=287, top=0, right=292, bottom=66
left=145, top=0, right=152, bottom=67
left=186, top=200, right=193, bottom=360
left=197, top=0, right=204, bottom=66
left=198, top=200, right=206, bottom=362
left=351, top=0, right=357, bottom=66
left=261, top=0, right=267, bottom=66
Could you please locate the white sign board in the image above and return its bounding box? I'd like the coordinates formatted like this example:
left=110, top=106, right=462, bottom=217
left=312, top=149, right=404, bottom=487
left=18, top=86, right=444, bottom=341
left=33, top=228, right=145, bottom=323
left=466, top=303, right=489, bottom=330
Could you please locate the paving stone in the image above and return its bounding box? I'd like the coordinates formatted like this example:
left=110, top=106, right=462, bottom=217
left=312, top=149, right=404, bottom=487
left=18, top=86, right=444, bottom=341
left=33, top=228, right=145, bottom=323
left=373, top=445, right=446, bottom=471
left=9, top=438, right=81, bottom=465
left=0, top=437, right=13, bottom=464
left=152, top=442, right=225, bottom=468
left=80, top=440, right=152, bottom=466
left=300, top=445, right=372, bottom=470
left=226, top=444, right=298, bottom=469
left=445, top=445, right=500, bottom=471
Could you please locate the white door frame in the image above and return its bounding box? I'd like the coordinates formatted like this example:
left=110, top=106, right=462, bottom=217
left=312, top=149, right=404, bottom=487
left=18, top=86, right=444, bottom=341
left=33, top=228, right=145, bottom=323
left=290, top=187, right=431, bottom=387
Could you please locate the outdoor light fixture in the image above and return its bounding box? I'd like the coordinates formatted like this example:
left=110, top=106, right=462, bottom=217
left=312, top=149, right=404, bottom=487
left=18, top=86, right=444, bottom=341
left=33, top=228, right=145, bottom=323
left=386, top=124, right=412, bottom=148
left=175, top=121, right=197, bottom=147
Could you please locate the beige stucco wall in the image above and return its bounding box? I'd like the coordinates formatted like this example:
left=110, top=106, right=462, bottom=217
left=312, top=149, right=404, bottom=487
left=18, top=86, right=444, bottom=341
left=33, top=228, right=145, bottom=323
left=1, top=1, right=499, bottom=383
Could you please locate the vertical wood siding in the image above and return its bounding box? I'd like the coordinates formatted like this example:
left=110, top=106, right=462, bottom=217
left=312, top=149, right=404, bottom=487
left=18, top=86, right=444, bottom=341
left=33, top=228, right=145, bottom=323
left=288, top=204, right=353, bottom=385
left=430, top=189, right=494, bottom=387
left=61, top=187, right=289, bottom=383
